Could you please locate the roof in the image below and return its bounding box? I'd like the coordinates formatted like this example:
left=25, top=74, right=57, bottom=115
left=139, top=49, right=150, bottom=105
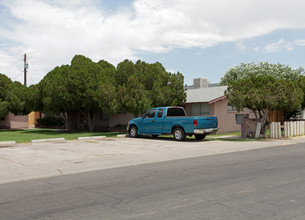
left=186, top=86, right=227, bottom=103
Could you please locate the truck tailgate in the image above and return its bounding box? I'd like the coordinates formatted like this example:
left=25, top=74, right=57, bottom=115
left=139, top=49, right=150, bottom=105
left=196, top=116, right=217, bottom=128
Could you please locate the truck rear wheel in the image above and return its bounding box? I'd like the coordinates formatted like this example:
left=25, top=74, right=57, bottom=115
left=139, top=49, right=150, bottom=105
left=194, top=134, right=206, bottom=140
left=129, top=126, right=138, bottom=138
left=173, top=127, right=186, bottom=141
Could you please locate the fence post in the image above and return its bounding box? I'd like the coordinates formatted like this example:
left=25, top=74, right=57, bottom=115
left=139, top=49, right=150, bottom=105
left=270, top=122, right=273, bottom=138
left=278, top=122, right=281, bottom=138
left=284, top=122, right=288, bottom=137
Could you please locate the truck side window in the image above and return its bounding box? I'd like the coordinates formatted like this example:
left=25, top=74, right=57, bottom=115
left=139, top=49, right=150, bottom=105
left=145, top=109, right=156, bottom=118
left=157, top=109, right=164, bottom=118
left=167, top=108, right=186, bottom=116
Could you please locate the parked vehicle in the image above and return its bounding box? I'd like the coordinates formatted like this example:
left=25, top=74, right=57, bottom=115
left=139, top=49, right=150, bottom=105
left=127, top=106, right=218, bottom=141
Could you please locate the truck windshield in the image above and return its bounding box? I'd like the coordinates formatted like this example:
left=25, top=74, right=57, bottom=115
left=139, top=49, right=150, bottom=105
left=167, top=108, right=185, bottom=116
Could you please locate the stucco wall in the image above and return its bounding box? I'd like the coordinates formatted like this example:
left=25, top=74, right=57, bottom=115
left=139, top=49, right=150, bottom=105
left=213, top=99, right=254, bottom=133
left=109, top=113, right=134, bottom=127
left=9, top=113, right=28, bottom=129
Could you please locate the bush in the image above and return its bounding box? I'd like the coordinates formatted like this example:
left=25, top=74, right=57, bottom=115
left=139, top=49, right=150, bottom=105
left=37, top=115, right=64, bottom=127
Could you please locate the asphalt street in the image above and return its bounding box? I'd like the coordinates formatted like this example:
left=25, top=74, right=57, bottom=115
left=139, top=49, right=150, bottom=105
left=1, top=143, right=305, bottom=220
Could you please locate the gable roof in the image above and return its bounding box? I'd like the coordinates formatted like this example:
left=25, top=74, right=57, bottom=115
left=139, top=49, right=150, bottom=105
left=186, top=86, right=227, bottom=103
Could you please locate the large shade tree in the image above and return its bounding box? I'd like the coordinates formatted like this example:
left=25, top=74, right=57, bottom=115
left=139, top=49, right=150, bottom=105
left=220, top=62, right=304, bottom=85
left=225, top=75, right=304, bottom=133
left=36, top=55, right=117, bottom=131
left=0, top=73, right=28, bottom=118
left=116, top=60, right=186, bottom=116
left=28, top=55, right=186, bottom=131
left=68, top=55, right=117, bottom=131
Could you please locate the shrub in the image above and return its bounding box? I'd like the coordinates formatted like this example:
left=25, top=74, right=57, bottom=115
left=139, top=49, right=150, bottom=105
left=37, top=115, right=64, bottom=127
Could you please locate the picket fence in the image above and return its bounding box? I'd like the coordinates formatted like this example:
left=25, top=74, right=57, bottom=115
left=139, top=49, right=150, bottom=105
left=270, top=121, right=305, bottom=139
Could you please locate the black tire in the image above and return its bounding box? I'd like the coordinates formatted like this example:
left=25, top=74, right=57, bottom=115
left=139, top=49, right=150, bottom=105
left=194, top=134, right=206, bottom=140
left=129, top=125, right=138, bottom=138
left=152, top=135, right=159, bottom=138
left=173, top=127, right=186, bottom=141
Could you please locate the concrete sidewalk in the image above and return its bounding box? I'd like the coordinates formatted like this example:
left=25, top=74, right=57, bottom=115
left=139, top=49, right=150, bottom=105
left=1, top=136, right=305, bottom=184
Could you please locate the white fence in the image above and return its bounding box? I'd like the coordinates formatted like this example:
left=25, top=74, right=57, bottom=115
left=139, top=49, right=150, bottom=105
left=270, top=122, right=282, bottom=139
left=284, top=121, right=305, bottom=137
left=270, top=121, right=305, bottom=139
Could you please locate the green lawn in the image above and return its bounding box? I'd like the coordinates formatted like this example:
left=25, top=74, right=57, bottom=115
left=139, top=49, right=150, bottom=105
left=0, top=129, right=124, bottom=143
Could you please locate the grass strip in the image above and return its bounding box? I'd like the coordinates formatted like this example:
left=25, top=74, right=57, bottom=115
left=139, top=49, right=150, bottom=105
left=0, top=129, right=124, bottom=143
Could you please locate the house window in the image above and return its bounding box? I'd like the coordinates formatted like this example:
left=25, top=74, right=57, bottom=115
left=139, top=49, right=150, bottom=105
left=0, top=117, right=5, bottom=121
left=227, top=103, right=237, bottom=112
left=190, top=103, right=210, bottom=116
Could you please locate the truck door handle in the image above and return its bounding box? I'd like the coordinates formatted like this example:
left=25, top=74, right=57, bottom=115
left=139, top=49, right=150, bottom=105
left=152, top=120, right=155, bottom=122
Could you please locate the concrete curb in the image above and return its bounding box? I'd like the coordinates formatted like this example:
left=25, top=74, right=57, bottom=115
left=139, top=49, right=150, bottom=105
left=31, top=138, right=66, bottom=143
left=0, top=141, right=17, bottom=146
left=77, top=136, right=106, bottom=140
left=117, top=134, right=126, bottom=138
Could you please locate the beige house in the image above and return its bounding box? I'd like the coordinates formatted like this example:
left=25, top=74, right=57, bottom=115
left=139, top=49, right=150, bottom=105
left=184, top=78, right=254, bottom=133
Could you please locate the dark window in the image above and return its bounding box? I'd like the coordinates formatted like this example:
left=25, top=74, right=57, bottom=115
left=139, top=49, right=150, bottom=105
left=144, top=109, right=156, bottom=118
left=167, top=108, right=186, bottom=116
left=100, top=111, right=109, bottom=120
left=157, top=109, right=164, bottom=118
left=227, top=103, right=237, bottom=112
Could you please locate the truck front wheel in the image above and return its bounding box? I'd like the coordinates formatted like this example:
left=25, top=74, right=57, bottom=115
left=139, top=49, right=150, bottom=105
left=194, top=134, right=206, bottom=140
left=129, top=126, right=138, bottom=138
left=173, top=127, right=186, bottom=141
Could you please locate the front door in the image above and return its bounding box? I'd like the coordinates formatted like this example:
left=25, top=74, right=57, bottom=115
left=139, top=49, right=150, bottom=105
left=150, top=108, right=163, bottom=133
left=140, top=109, right=156, bottom=133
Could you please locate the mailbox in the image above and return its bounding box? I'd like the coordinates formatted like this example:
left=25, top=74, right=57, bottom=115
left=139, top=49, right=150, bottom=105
left=235, top=114, right=249, bottom=137
left=235, top=114, right=249, bottom=125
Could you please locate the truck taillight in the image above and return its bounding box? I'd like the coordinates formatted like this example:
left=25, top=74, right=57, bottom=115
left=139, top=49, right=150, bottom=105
left=194, top=119, right=197, bottom=127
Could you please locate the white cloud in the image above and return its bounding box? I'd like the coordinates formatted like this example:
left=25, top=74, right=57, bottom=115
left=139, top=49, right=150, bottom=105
left=263, top=39, right=290, bottom=53
left=236, top=42, right=246, bottom=50
left=295, top=39, right=305, bottom=46
left=1, top=0, right=305, bottom=84
left=254, top=38, right=305, bottom=53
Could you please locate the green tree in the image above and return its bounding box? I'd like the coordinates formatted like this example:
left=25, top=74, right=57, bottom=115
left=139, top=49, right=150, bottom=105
left=68, top=55, right=117, bottom=131
left=39, top=64, right=75, bottom=130
left=0, top=73, right=12, bottom=118
left=6, top=81, right=28, bottom=115
left=225, top=76, right=304, bottom=133
left=0, top=73, right=28, bottom=118
left=38, top=55, right=117, bottom=131
left=220, top=62, right=304, bottom=85
left=116, top=60, right=186, bottom=116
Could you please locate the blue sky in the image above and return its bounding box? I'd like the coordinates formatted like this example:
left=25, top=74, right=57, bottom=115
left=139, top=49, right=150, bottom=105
left=0, top=0, right=305, bottom=85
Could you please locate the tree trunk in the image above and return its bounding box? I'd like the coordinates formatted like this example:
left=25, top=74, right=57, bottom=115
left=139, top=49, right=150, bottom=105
left=62, top=112, right=73, bottom=131
left=81, top=110, right=96, bottom=132
left=260, top=109, right=270, bottom=135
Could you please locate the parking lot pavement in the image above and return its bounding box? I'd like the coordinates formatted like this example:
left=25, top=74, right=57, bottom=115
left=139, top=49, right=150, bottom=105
left=1, top=136, right=305, bottom=184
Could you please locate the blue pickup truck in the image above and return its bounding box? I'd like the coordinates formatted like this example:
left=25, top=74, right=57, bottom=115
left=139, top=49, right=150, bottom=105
left=127, top=106, right=218, bottom=141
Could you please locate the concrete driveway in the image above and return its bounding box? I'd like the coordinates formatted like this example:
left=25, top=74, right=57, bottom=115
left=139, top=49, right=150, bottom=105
left=1, top=136, right=305, bottom=184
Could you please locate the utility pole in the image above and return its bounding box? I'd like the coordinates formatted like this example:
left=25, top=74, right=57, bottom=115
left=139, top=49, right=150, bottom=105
left=24, top=54, right=28, bottom=86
